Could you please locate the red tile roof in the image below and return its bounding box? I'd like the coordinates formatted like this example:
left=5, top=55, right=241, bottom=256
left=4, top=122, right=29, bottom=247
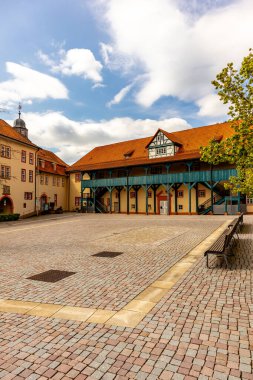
left=0, top=119, right=38, bottom=148
left=37, top=149, right=68, bottom=176
left=68, top=121, right=235, bottom=172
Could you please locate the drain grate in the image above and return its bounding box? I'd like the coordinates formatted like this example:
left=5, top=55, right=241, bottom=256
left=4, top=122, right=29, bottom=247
left=27, top=270, right=76, bottom=283
left=92, top=251, right=123, bottom=258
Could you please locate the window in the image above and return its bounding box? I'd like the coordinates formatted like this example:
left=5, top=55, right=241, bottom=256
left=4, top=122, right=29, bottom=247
left=45, top=176, right=49, bottom=185
left=1, top=145, right=11, bottom=158
left=148, top=191, right=152, bottom=198
left=75, top=197, right=81, bottom=206
left=198, top=190, right=206, bottom=198
left=40, top=159, right=45, bottom=168
left=131, top=204, right=135, bottom=209
left=115, top=192, right=119, bottom=199
left=3, top=185, right=10, bottom=195
left=21, top=150, right=26, bottom=163
left=29, top=153, right=34, bottom=165
left=246, top=197, right=253, bottom=204
left=21, top=169, right=26, bottom=182
left=53, top=177, right=56, bottom=186
left=62, top=178, right=65, bottom=187
left=178, top=205, right=183, bottom=210
left=40, top=175, right=44, bottom=185
left=1, top=165, right=11, bottom=179
left=155, top=147, right=166, bottom=155
left=150, top=166, right=162, bottom=174
left=52, top=162, right=56, bottom=171
left=29, top=170, right=33, bottom=183
left=130, top=191, right=136, bottom=198
left=75, top=173, right=81, bottom=182
left=177, top=190, right=184, bottom=198
left=54, top=194, right=57, bottom=206
left=24, top=192, right=33, bottom=200
left=57, top=177, right=60, bottom=187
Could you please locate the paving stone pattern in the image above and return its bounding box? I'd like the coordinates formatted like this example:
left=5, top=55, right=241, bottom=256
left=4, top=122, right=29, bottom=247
left=0, top=214, right=252, bottom=379
left=0, top=214, right=223, bottom=310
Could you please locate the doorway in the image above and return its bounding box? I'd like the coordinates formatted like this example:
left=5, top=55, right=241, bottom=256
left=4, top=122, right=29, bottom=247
left=0, top=196, right=13, bottom=214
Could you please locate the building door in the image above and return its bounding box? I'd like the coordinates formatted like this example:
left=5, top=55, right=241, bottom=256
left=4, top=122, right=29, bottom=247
left=0, top=196, right=13, bottom=214
left=40, top=195, right=47, bottom=211
left=160, top=200, right=168, bottom=215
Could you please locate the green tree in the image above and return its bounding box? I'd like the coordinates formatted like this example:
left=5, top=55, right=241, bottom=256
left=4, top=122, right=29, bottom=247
left=200, top=49, right=253, bottom=197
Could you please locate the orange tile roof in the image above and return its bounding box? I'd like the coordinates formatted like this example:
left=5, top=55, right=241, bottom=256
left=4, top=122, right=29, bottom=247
left=68, top=121, right=235, bottom=172
left=0, top=119, right=38, bottom=148
left=37, top=148, right=68, bottom=176
left=145, top=128, right=183, bottom=148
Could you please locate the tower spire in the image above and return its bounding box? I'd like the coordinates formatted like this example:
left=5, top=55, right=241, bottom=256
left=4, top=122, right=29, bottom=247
left=18, top=103, right=22, bottom=119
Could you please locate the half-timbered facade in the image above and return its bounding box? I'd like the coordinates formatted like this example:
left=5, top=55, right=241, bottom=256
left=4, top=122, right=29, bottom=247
left=68, top=122, right=246, bottom=215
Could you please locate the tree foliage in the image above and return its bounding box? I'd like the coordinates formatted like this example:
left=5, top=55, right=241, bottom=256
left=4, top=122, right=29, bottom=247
left=200, top=49, right=253, bottom=197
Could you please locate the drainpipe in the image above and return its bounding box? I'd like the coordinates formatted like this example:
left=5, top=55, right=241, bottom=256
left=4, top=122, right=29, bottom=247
left=35, top=148, right=40, bottom=216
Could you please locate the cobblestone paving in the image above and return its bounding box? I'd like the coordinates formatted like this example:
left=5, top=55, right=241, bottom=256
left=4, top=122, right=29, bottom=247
left=0, top=214, right=224, bottom=310
left=0, top=214, right=252, bottom=380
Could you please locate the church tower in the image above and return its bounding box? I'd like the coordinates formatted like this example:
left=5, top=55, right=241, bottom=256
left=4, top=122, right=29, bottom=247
left=13, top=104, right=28, bottom=138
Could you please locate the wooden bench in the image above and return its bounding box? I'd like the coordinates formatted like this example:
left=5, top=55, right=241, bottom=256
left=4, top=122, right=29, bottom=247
left=204, top=215, right=243, bottom=268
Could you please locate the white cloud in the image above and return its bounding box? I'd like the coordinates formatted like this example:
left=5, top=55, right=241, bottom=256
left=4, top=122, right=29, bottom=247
left=95, top=0, right=253, bottom=117
left=0, top=62, right=68, bottom=107
left=13, top=112, right=191, bottom=164
left=107, top=84, right=133, bottom=107
left=197, top=93, right=229, bottom=118
left=100, top=42, right=113, bottom=65
left=40, top=48, right=103, bottom=83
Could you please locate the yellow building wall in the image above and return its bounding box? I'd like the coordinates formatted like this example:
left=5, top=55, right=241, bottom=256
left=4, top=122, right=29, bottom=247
left=101, top=183, right=212, bottom=214
left=69, top=172, right=90, bottom=211
left=0, top=137, right=37, bottom=217
left=36, top=173, right=68, bottom=211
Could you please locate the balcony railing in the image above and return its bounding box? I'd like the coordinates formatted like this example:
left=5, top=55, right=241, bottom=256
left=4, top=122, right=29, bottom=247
left=81, top=169, right=237, bottom=190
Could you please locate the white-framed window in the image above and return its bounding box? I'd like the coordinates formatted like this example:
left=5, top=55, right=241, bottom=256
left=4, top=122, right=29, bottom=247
left=3, top=185, right=10, bottom=195
left=1, top=165, right=11, bottom=179
left=62, top=178, right=65, bottom=187
left=29, top=152, right=34, bottom=165
left=21, top=150, right=26, bottom=163
left=75, top=197, right=81, bottom=206
left=57, top=177, right=60, bottom=187
left=24, top=192, right=33, bottom=200
left=155, top=147, right=166, bottom=155
left=1, top=145, right=11, bottom=158
left=246, top=197, right=253, bottom=204
left=178, top=205, right=183, bottom=210
left=29, top=170, right=33, bottom=183
left=21, top=169, right=26, bottom=182
left=45, top=176, right=49, bottom=185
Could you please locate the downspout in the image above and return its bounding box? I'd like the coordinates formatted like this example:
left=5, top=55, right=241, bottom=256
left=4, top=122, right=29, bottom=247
left=34, top=148, right=40, bottom=216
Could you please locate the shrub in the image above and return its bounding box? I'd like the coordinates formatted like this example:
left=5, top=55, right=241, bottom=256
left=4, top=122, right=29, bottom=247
left=0, top=213, right=20, bottom=222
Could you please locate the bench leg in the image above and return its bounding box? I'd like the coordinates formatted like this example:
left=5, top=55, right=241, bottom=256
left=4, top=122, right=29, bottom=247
left=206, top=254, right=209, bottom=268
left=224, top=254, right=229, bottom=269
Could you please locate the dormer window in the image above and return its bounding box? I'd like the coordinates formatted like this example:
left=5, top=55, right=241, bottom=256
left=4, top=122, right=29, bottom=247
left=146, top=129, right=182, bottom=159
left=124, top=150, right=134, bottom=159
left=52, top=162, right=56, bottom=171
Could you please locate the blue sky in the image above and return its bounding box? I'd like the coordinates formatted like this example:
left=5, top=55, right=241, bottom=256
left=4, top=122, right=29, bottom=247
left=0, top=0, right=252, bottom=163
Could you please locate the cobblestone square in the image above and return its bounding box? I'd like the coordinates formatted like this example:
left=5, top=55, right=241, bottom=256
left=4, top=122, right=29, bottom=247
left=0, top=213, right=252, bottom=379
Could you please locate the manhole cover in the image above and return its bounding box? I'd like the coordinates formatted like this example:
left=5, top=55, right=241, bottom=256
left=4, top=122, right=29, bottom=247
left=92, top=251, right=123, bottom=258
left=27, top=270, right=76, bottom=283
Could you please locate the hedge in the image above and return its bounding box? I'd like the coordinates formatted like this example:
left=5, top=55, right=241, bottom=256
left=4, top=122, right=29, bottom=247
left=0, top=214, right=20, bottom=222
